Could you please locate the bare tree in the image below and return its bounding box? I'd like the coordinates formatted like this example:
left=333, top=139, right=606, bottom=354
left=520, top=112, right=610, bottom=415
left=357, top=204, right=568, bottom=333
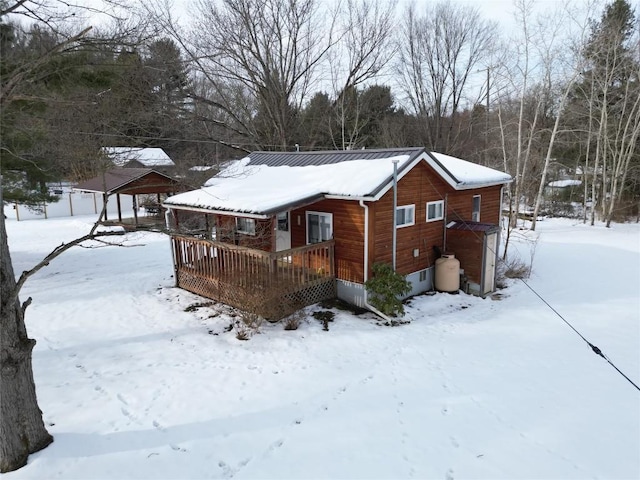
left=0, top=0, right=143, bottom=472
left=148, top=0, right=335, bottom=150
left=493, top=0, right=545, bottom=234
left=588, top=0, right=640, bottom=226
left=529, top=2, right=597, bottom=230
left=395, top=0, right=497, bottom=154
left=328, top=0, right=396, bottom=149
left=557, top=0, right=639, bottom=227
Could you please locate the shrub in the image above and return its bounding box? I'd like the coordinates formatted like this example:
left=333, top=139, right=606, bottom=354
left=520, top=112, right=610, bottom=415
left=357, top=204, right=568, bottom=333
left=499, top=254, right=529, bottom=280
left=235, top=327, right=249, bottom=341
left=312, top=310, right=335, bottom=331
left=283, top=310, right=304, bottom=331
left=364, top=263, right=411, bottom=317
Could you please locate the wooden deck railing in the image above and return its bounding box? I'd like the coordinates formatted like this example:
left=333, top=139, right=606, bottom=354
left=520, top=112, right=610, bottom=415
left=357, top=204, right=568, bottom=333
left=170, top=235, right=336, bottom=318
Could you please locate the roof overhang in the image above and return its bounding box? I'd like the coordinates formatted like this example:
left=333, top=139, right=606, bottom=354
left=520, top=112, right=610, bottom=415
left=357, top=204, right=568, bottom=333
left=446, top=220, right=500, bottom=233
left=366, top=151, right=430, bottom=200
left=73, top=168, right=180, bottom=195
left=163, top=193, right=326, bottom=219
left=425, top=152, right=512, bottom=190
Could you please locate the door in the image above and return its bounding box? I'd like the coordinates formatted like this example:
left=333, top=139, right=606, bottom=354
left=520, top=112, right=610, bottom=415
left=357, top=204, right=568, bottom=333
left=275, top=211, right=291, bottom=251
left=482, top=232, right=498, bottom=295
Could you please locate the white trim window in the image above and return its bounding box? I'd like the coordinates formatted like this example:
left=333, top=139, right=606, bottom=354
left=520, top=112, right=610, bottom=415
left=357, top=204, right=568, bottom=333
left=426, top=200, right=444, bottom=222
left=236, top=217, right=256, bottom=235
left=396, top=204, right=415, bottom=228
left=306, top=211, right=333, bottom=244
left=472, top=195, right=481, bottom=222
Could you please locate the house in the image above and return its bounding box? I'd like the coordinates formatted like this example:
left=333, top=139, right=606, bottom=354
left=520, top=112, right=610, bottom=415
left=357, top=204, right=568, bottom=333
left=103, top=147, right=176, bottom=172
left=545, top=179, right=583, bottom=198
left=163, top=147, right=511, bottom=319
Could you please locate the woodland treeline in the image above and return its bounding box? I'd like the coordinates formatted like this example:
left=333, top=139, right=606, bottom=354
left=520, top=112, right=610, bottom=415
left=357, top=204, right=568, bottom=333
left=1, top=0, right=639, bottom=226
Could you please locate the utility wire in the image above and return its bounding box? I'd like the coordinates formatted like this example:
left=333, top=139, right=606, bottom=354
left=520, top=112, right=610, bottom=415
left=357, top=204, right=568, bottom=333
left=421, top=170, right=640, bottom=393
left=519, top=277, right=640, bottom=392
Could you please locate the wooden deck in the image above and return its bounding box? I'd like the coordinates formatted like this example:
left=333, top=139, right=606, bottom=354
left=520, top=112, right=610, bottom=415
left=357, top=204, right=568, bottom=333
left=170, top=235, right=336, bottom=319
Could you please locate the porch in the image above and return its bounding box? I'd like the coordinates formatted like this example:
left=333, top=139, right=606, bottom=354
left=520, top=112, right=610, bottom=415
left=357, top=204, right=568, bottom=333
left=171, top=235, right=336, bottom=320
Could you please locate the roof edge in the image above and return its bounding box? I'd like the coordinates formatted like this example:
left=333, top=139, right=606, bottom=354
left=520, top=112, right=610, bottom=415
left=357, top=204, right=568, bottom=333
left=425, top=152, right=511, bottom=190
left=369, top=149, right=429, bottom=200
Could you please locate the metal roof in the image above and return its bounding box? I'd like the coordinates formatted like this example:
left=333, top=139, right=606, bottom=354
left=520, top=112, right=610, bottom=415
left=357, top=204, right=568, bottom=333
left=73, top=168, right=178, bottom=195
left=446, top=220, right=500, bottom=232
left=246, top=147, right=426, bottom=167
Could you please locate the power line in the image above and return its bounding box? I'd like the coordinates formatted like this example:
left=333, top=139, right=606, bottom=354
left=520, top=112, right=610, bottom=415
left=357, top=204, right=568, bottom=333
left=519, top=277, right=640, bottom=392
left=421, top=169, right=640, bottom=393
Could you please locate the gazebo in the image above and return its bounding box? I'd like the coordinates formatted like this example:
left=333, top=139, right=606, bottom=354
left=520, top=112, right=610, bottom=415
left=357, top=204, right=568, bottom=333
left=74, top=168, right=181, bottom=226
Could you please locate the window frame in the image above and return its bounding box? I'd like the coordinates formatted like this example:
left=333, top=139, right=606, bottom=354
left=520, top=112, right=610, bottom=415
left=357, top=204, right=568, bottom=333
left=276, top=211, right=289, bottom=232
left=396, top=204, right=415, bottom=228
left=472, top=195, right=481, bottom=222
left=426, top=200, right=445, bottom=222
left=235, top=217, right=256, bottom=236
left=306, top=211, right=333, bottom=245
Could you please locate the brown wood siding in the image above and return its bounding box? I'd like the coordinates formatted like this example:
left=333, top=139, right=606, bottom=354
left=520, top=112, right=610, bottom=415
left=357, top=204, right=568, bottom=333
left=120, top=172, right=178, bottom=194
left=216, top=215, right=273, bottom=251
left=372, top=162, right=449, bottom=276
left=445, top=231, right=484, bottom=285
left=446, top=184, right=502, bottom=225
left=371, top=162, right=503, bottom=277
left=290, top=199, right=366, bottom=283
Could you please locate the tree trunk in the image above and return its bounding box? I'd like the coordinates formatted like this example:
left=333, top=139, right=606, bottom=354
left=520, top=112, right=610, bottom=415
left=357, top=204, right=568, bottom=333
left=0, top=213, right=53, bottom=473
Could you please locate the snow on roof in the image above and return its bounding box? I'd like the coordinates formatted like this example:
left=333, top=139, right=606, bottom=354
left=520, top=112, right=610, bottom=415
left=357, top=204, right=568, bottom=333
left=428, top=152, right=512, bottom=190
left=165, top=154, right=412, bottom=216
left=103, top=147, right=175, bottom=167
left=548, top=179, right=582, bottom=188
left=189, top=165, right=216, bottom=172
left=164, top=149, right=511, bottom=216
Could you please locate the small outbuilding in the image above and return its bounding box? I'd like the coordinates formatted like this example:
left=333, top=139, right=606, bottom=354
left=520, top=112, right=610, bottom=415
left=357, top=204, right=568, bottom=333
left=74, top=168, right=181, bottom=226
left=102, top=147, right=176, bottom=173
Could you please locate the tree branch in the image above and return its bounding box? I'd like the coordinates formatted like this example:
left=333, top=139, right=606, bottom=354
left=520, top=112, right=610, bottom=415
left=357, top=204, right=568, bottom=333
left=10, top=229, right=125, bottom=310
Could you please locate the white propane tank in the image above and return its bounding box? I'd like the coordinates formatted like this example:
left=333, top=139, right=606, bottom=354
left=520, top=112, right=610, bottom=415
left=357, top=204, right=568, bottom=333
left=435, top=254, right=461, bottom=292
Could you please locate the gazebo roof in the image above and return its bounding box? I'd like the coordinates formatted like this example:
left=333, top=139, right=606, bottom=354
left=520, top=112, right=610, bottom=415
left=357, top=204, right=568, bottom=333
left=73, top=168, right=180, bottom=195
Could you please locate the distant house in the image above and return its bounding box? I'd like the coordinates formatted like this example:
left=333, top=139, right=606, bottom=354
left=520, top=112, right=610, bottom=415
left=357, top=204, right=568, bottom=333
left=163, top=147, right=511, bottom=319
left=546, top=179, right=582, bottom=191
left=103, top=147, right=175, bottom=172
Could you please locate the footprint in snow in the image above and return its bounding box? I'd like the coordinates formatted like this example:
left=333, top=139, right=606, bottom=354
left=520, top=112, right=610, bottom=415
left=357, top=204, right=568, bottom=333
left=268, top=439, right=284, bottom=451
left=153, top=420, right=166, bottom=432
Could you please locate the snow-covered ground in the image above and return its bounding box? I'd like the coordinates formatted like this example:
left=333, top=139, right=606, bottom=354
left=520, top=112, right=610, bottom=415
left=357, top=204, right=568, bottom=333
left=4, top=214, right=640, bottom=480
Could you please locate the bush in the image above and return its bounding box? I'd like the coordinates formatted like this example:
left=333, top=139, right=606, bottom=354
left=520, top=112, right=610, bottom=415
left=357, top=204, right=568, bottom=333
left=312, top=310, right=335, bottom=331
left=364, top=263, right=411, bottom=317
left=283, top=310, right=304, bottom=331
left=498, top=254, right=530, bottom=281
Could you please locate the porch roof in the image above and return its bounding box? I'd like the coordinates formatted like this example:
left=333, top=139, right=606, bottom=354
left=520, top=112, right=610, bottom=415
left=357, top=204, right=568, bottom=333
left=446, top=220, right=500, bottom=233
left=163, top=148, right=511, bottom=216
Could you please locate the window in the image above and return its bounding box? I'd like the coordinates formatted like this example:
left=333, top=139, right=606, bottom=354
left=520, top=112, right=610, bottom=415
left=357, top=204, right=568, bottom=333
left=306, top=211, right=333, bottom=244
left=472, top=195, right=481, bottom=222
left=236, top=217, right=256, bottom=235
left=426, top=200, right=444, bottom=222
left=396, top=204, right=415, bottom=228
left=277, top=212, right=289, bottom=231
